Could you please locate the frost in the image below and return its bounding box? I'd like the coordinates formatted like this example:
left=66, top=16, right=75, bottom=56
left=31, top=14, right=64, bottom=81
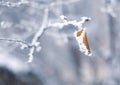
left=20, top=44, right=28, bottom=50
left=28, top=47, right=34, bottom=63
left=0, top=15, right=91, bottom=63
left=0, top=0, right=91, bottom=62
left=36, top=46, right=42, bottom=52
left=48, top=16, right=91, bottom=29
left=27, top=8, right=49, bottom=63
left=34, top=42, right=40, bottom=47
left=60, top=15, right=68, bottom=22
left=0, top=38, right=31, bottom=49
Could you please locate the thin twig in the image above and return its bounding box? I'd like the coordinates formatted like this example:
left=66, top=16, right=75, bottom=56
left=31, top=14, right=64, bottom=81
left=0, top=38, right=31, bottom=49
left=28, top=8, right=49, bottom=63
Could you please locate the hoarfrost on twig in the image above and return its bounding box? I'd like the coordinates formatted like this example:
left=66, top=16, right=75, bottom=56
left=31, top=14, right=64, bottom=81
left=27, top=15, right=91, bottom=63
left=27, top=8, right=49, bottom=63
left=48, top=15, right=92, bottom=56
left=0, top=0, right=92, bottom=63
left=48, top=15, right=91, bottom=29
left=0, top=38, right=31, bottom=49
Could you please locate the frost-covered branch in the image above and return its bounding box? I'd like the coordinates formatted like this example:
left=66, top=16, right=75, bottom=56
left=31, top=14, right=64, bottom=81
left=0, top=38, right=31, bottom=49
left=0, top=15, right=91, bottom=63
left=27, top=15, right=91, bottom=63
left=28, top=8, right=49, bottom=63
left=48, top=15, right=92, bottom=56
left=48, top=15, right=91, bottom=29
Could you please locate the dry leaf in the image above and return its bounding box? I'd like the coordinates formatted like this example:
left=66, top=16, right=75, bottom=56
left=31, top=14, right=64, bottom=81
left=74, top=28, right=92, bottom=56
